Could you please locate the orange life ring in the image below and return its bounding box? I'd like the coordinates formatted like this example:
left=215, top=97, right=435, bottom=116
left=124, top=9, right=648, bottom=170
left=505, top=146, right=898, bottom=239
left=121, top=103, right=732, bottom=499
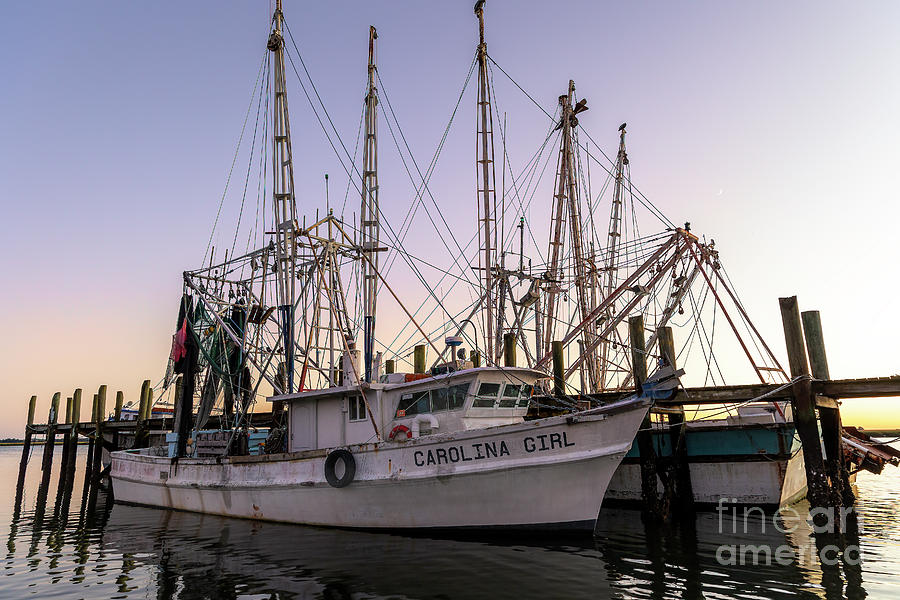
left=389, top=424, right=412, bottom=441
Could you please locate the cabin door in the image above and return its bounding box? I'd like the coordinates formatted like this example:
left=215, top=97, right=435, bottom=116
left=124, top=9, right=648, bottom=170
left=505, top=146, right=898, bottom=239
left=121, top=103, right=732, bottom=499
left=290, top=403, right=317, bottom=451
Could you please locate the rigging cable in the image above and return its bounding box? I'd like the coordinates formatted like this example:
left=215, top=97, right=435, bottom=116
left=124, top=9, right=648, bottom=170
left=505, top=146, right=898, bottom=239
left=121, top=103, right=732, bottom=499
left=486, top=54, right=674, bottom=229
left=203, top=48, right=270, bottom=268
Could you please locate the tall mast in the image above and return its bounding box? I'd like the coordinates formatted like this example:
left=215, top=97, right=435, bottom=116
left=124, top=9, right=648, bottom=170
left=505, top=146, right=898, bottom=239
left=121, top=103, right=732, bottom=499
left=600, top=124, right=628, bottom=389
left=475, top=0, right=498, bottom=361
left=268, top=0, right=299, bottom=393
left=543, top=81, right=598, bottom=390
left=361, top=26, right=380, bottom=383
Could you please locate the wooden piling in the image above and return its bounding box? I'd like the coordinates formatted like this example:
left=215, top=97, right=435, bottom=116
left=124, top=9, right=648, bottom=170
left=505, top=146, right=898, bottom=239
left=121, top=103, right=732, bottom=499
left=19, top=396, right=37, bottom=473
left=72, top=389, right=82, bottom=425
left=15, top=395, right=38, bottom=500
left=503, top=333, right=516, bottom=367
left=81, top=393, right=99, bottom=504
left=385, top=359, right=395, bottom=374
left=135, top=380, right=150, bottom=448
left=629, top=317, right=649, bottom=387
left=659, top=326, right=694, bottom=513
left=146, top=388, right=154, bottom=420
left=112, top=390, right=124, bottom=454
left=471, top=351, right=481, bottom=368
left=65, top=389, right=81, bottom=494
left=33, top=394, right=59, bottom=524
left=56, top=396, right=73, bottom=499
left=802, top=309, right=853, bottom=506
left=630, top=316, right=660, bottom=520
left=39, top=392, right=61, bottom=490
left=778, top=296, right=831, bottom=510
left=139, top=380, right=151, bottom=421
left=90, top=385, right=108, bottom=509
left=551, top=341, right=565, bottom=397
left=114, top=391, right=124, bottom=421
left=92, top=385, right=106, bottom=479
left=414, top=344, right=426, bottom=374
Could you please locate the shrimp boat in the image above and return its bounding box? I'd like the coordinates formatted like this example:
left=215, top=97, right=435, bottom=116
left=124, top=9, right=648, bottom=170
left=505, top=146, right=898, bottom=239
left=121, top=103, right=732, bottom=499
left=110, top=1, right=663, bottom=531
left=111, top=367, right=657, bottom=529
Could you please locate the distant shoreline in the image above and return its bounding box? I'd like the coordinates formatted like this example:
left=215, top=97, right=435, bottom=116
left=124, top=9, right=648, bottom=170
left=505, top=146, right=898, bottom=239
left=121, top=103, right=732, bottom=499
left=855, top=429, right=900, bottom=438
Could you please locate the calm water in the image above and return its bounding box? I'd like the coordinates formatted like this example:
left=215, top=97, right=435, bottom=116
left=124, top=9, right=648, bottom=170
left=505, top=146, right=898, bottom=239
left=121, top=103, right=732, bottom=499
left=2, top=444, right=899, bottom=599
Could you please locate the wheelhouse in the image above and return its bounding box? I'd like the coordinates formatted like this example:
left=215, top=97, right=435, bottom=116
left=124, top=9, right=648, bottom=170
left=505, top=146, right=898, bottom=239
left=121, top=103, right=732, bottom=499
left=270, top=366, right=547, bottom=453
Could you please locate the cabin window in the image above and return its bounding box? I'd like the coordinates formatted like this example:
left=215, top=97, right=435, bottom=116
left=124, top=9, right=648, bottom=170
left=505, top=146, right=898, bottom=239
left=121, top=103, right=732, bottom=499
left=498, top=384, right=521, bottom=408
left=448, top=383, right=469, bottom=409
left=396, top=390, right=430, bottom=417
left=517, top=384, right=533, bottom=408
left=348, top=396, right=367, bottom=422
left=432, top=387, right=449, bottom=411
left=432, top=383, right=470, bottom=411
left=473, top=382, right=501, bottom=408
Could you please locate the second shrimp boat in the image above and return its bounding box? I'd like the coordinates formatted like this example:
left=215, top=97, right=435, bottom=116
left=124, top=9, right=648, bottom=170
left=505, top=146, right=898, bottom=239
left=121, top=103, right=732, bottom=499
left=110, top=1, right=667, bottom=531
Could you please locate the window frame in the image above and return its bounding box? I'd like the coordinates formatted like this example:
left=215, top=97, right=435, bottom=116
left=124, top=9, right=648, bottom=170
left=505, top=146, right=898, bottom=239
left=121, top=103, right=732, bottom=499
left=473, top=382, right=502, bottom=408
left=498, top=383, right=522, bottom=408
left=348, top=396, right=368, bottom=422
left=517, top=384, right=534, bottom=408
left=448, top=383, right=470, bottom=410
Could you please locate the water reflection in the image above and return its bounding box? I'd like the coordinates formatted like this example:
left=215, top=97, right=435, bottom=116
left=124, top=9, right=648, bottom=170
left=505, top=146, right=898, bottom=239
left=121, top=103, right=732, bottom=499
left=2, top=445, right=897, bottom=599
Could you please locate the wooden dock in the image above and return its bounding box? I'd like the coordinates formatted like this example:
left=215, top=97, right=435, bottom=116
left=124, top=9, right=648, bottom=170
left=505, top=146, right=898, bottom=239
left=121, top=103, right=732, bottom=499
left=14, top=382, right=276, bottom=520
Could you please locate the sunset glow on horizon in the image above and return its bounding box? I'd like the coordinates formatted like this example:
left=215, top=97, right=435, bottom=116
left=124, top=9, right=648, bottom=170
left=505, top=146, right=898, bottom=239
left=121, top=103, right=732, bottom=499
left=1, top=0, right=898, bottom=437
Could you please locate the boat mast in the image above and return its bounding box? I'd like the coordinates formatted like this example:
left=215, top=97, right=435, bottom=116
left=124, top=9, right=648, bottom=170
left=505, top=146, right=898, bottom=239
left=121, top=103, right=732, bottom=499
left=268, top=0, right=299, bottom=393
left=600, top=124, right=628, bottom=389
left=475, top=0, right=498, bottom=362
left=360, top=26, right=380, bottom=383
left=544, top=81, right=598, bottom=390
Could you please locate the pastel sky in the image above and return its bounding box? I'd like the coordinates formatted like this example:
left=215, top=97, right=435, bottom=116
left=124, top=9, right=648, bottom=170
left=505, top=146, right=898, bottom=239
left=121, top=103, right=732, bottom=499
left=1, top=1, right=898, bottom=437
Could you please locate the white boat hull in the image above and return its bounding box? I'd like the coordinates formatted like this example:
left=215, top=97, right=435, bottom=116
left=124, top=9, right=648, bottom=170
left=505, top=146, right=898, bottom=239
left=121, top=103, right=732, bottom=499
left=604, top=452, right=808, bottom=508
left=111, top=398, right=649, bottom=530
left=603, top=422, right=809, bottom=508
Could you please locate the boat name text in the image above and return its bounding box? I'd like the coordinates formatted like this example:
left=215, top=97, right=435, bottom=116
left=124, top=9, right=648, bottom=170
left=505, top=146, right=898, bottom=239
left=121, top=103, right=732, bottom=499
left=413, top=431, right=575, bottom=466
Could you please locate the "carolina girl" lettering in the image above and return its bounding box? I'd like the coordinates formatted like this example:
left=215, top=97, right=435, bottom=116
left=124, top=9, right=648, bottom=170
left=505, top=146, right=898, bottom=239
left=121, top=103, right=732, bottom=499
left=412, top=431, right=576, bottom=467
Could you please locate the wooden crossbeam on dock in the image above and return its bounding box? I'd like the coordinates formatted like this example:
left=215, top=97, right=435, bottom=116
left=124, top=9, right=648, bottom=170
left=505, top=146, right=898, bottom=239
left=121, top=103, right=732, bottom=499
left=583, top=376, right=900, bottom=407
left=27, top=411, right=276, bottom=435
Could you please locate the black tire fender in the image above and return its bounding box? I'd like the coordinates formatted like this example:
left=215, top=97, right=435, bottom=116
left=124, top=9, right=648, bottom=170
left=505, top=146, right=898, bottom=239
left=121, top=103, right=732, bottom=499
left=324, top=448, right=356, bottom=488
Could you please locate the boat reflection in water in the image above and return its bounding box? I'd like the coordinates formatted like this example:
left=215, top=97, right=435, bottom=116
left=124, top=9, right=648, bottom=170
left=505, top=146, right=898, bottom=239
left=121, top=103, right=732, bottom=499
left=95, top=496, right=864, bottom=600
left=3, top=447, right=885, bottom=600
